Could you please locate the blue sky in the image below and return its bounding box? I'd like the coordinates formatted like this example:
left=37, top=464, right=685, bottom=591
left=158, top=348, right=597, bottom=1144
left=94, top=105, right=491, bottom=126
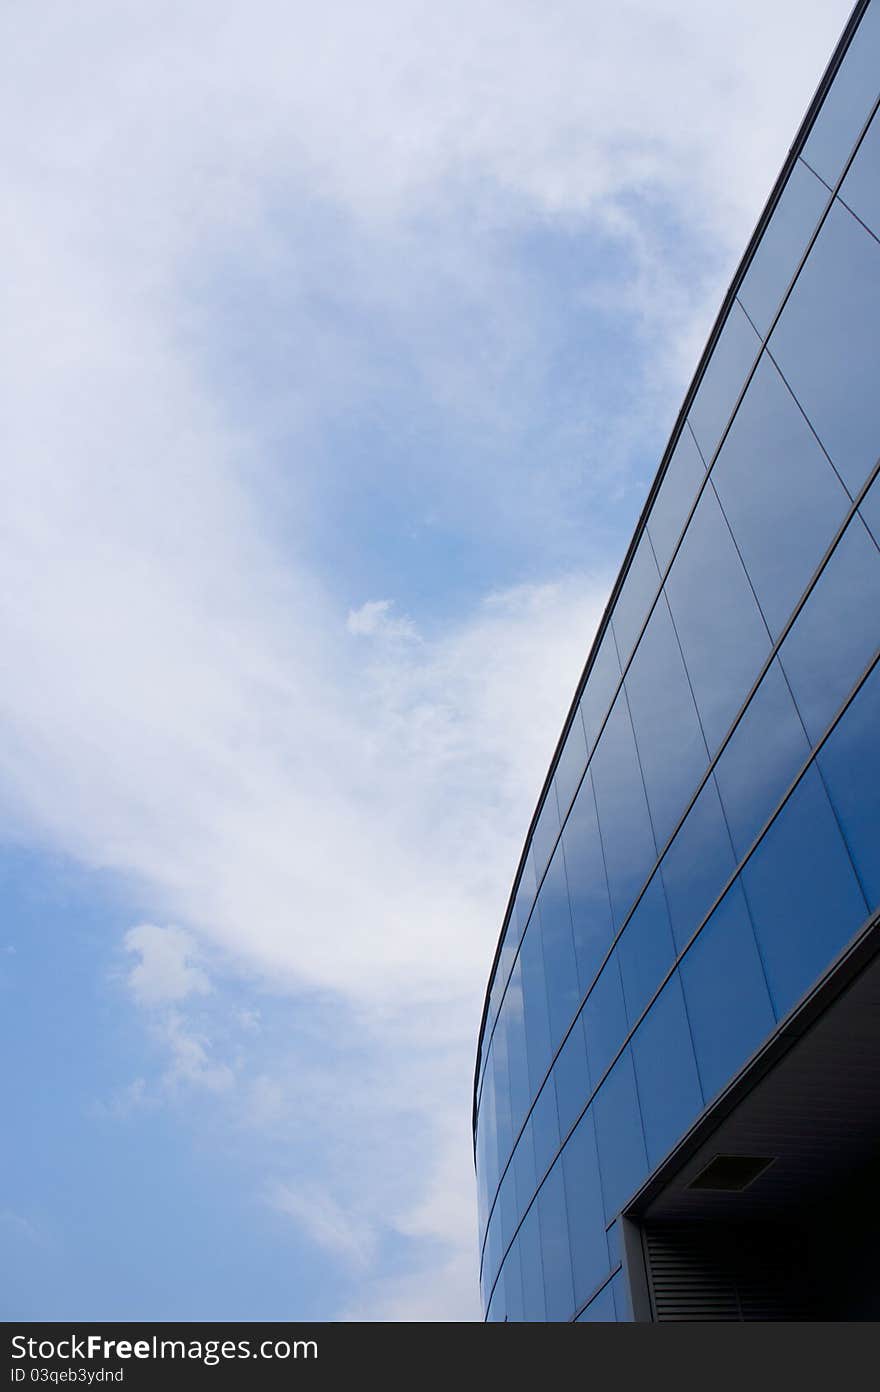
left=1, top=0, right=851, bottom=1320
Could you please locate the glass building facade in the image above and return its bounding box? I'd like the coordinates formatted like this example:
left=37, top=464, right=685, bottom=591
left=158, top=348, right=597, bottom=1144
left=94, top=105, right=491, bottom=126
left=474, top=0, right=880, bottom=1322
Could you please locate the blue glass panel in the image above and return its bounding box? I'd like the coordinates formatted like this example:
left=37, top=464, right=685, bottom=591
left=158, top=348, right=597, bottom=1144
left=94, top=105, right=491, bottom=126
left=688, top=301, right=761, bottom=465
left=611, top=1271, right=631, bottom=1322
left=531, top=782, right=561, bottom=882
left=860, top=468, right=880, bottom=546
left=580, top=627, right=622, bottom=749
left=504, top=961, right=531, bottom=1130
left=538, top=1162, right=575, bottom=1322
left=665, top=482, right=771, bottom=753
left=631, top=972, right=703, bottom=1168
left=537, top=845, right=580, bottom=1045
left=503, top=1238, right=525, bottom=1323
left=606, top=1220, right=622, bottom=1270
left=484, top=1198, right=503, bottom=1294
left=562, top=1107, right=610, bottom=1310
left=661, top=774, right=736, bottom=953
left=714, top=659, right=810, bottom=860
left=840, top=103, right=880, bottom=238
left=531, top=1076, right=561, bottom=1182
left=553, top=1013, right=590, bottom=1140
left=562, top=771, right=615, bottom=992
left=611, top=530, right=661, bottom=669
left=624, top=592, right=709, bottom=847
left=680, top=879, right=775, bottom=1103
left=593, top=1048, right=649, bottom=1223
left=743, top=763, right=867, bottom=1019
left=590, top=689, right=657, bottom=926
left=780, top=510, right=880, bottom=744
left=617, top=872, right=676, bottom=1028
left=648, top=424, right=706, bottom=574
left=769, top=200, right=880, bottom=498
left=711, top=353, right=850, bottom=638
left=576, top=1283, right=616, bottom=1322
left=582, top=955, right=628, bottom=1085
left=555, top=706, right=588, bottom=821
left=485, top=1268, right=499, bottom=1320
left=802, top=0, right=880, bottom=187
left=519, top=923, right=553, bottom=1096
left=479, top=1059, right=499, bottom=1201
left=512, top=847, right=537, bottom=941
left=738, top=160, right=830, bottom=336
left=513, top=1118, right=537, bottom=1215
left=498, top=1163, right=519, bottom=1264
left=818, top=660, right=880, bottom=913
left=492, top=1018, right=514, bottom=1173
left=518, top=1203, right=546, bottom=1321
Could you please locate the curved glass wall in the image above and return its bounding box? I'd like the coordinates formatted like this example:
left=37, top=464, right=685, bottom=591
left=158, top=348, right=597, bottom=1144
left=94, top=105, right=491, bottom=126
left=474, top=0, right=880, bottom=1322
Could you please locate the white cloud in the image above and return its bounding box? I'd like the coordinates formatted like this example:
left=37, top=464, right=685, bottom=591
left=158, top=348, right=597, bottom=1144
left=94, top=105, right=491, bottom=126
left=0, top=0, right=854, bottom=1321
left=347, top=600, right=420, bottom=642
left=124, top=924, right=211, bottom=1007
left=272, top=1181, right=376, bottom=1272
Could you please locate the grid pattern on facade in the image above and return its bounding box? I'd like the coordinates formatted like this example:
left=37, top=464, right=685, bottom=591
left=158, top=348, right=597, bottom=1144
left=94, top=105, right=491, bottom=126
left=474, top=0, right=880, bottom=1323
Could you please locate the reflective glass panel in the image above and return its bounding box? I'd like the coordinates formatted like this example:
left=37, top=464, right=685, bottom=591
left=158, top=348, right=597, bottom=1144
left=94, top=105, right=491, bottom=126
left=680, top=878, right=775, bottom=1102
left=738, top=159, right=831, bottom=336
left=518, top=1202, right=546, bottom=1321
left=860, top=468, right=880, bottom=546
left=553, top=1013, right=591, bottom=1141
left=530, top=1075, right=561, bottom=1182
left=513, top=1118, right=537, bottom=1215
left=503, top=1239, right=525, bottom=1323
left=714, top=659, right=811, bottom=860
left=631, top=972, right=703, bottom=1168
left=538, top=1162, right=575, bottom=1322
left=582, top=955, right=628, bottom=1085
left=519, top=920, right=553, bottom=1096
left=606, top=1219, right=622, bottom=1270
left=840, top=103, right=880, bottom=239
left=769, top=200, right=880, bottom=498
left=665, top=481, right=771, bottom=753
left=661, top=774, right=736, bottom=953
left=617, top=872, right=676, bottom=1029
left=711, top=352, right=850, bottom=638
left=562, top=1107, right=608, bottom=1311
left=531, top=783, right=560, bottom=883
left=491, top=1018, right=514, bottom=1175
left=497, top=1162, right=519, bottom=1264
left=562, top=771, right=615, bottom=992
left=577, top=1282, right=616, bottom=1322
left=589, top=689, right=657, bottom=927
left=504, top=960, right=531, bottom=1127
left=611, top=530, right=661, bottom=670
left=687, top=301, right=761, bottom=465
left=593, top=1047, right=649, bottom=1223
left=624, top=591, right=709, bottom=848
left=648, top=424, right=706, bottom=574
left=802, top=0, right=880, bottom=187
left=742, top=762, right=867, bottom=1019
left=818, top=660, right=880, bottom=913
left=555, top=707, right=588, bottom=821
left=536, top=845, right=580, bottom=1046
left=580, top=626, right=622, bottom=749
left=779, top=509, right=880, bottom=744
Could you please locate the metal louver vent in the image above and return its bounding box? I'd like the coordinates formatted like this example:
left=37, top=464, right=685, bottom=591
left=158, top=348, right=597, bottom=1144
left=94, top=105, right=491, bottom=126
left=688, top=1154, right=775, bottom=1191
left=644, top=1222, right=809, bottom=1322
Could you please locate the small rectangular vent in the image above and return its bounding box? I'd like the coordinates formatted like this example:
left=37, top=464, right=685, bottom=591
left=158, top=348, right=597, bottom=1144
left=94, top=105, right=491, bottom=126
left=688, top=1154, right=775, bottom=1192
